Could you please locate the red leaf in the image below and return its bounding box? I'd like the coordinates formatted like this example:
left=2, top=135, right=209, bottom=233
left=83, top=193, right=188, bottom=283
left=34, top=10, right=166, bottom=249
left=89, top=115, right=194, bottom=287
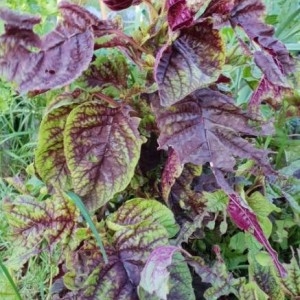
left=161, top=149, right=184, bottom=202
left=166, top=0, right=194, bottom=31
left=227, top=194, right=287, bottom=277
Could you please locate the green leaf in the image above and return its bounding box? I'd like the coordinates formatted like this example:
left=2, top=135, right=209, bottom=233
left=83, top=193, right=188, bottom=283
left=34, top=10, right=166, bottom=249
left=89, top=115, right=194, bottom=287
left=35, top=103, right=74, bottom=190
left=249, top=254, right=285, bottom=300
left=239, top=282, right=268, bottom=300
left=203, top=190, right=228, bottom=212
left=106, top=198, right=179, bottom=238
left=281, top=250, right=300, bottom=297
left=187, top=255, right=245, bottom=300
left=64, top=102, right=145, bottom=211
left=247, top=192, right=281, bottom=217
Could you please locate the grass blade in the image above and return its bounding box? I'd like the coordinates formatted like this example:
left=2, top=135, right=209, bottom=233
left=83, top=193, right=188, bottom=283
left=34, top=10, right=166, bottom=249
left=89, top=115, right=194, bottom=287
left=0, top=258, right=22, bottom=300
left=66, top=191, right=108, bottom=263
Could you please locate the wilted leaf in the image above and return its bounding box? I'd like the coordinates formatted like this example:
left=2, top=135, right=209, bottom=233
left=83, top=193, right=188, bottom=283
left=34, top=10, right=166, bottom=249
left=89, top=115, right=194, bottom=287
left=155, top=19, right=225, bottom=106
left=106, top=198, right=179, bottom=238
left=64, top=102, right=144, bottom=211
left=166, top=0, right=194, bottom=31
left=161, top=149, right=183, bottom=202
left=152, top=88, right=273, bottom=172
left=0, top=2, right=105, bottom=93
left=138, top=246, right=194, bottom=300
left=2, top=194, right=79, bottom=264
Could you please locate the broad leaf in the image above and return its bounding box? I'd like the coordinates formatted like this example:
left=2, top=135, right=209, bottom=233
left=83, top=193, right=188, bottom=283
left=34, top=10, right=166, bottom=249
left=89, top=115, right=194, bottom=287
left=2, top=194, right=79, bottom=264
left=35, top=91, right=89, bottom=190
left=249, top=255, right=285, bottom=300
left=106, top=198, right=179, bottom=238
left=152, top=88, right=273, bottom=172
left=64, top=102, right=144, bottom=211
left=254, top=51, right=288, bottom=87
left=60, top=222, right=171, bottom=298
left=0, top=2, right=103, bottom=93
left=138, top=245, right=194, bottom=300
left=166, top=0, right=193, bottom=31
left=230, top=0, right=294, bottom=75
left=35, top=105, right=74, bottom=190
left=155, top=19, right=225, bottom=106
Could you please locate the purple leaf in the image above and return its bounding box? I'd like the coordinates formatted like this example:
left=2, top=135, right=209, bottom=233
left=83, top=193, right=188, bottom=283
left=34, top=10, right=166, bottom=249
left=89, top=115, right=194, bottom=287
left=166, top=0, right=193, bottom=31
left=139, top=245, right=180, bottom=299
left=0, top=2, right=104, bottom=93
left=64, top=102, right=144, bottom=211
left=227, top=194, right=287, bottom=278
left=152, top=88, right=274, bottom=172
left=249, top=76, right=291, bottom=109
left=203, top=0, right=234, bottom=16
left=55, top=199, right=181, bottom=298
left=161, top=149, right=184, bottom=202
left=230, top=0, right=294, bottom=75
left=103, top=0, right=141, bottom=11
left=155, top=19, right=225, bottom=106
left=254, top=51, right=289, bottom=87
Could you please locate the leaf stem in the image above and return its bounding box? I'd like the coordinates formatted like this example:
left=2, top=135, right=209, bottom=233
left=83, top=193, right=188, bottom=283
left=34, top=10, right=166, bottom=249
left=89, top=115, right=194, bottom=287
left=94, top=92, right=120, bottom=108
left=99, top=0, right=108, bottom=20
left=105, top=29, right=150, bottom=54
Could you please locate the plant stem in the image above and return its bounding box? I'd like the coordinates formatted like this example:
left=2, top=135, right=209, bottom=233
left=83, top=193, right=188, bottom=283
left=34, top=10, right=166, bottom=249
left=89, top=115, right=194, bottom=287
left=94, top=92, right=120, bottom=108
left=105, top=29, right=150, bottom=54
